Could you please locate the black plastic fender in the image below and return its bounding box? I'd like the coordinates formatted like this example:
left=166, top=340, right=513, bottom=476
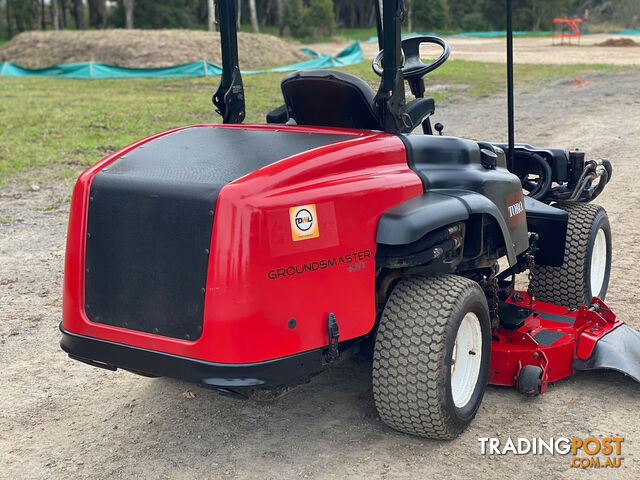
left=573, top=324, right=640, bottom=383
left=522, top=196, right=568, bottom=266
left=376, top=188, right=520, bottom=265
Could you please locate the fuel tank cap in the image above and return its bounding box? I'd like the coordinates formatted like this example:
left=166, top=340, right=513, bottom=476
left=480, top=148, right=497, bottom=170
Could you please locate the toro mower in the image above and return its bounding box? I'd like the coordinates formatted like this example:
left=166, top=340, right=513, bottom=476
left=60, top=0, right=640, bottom=439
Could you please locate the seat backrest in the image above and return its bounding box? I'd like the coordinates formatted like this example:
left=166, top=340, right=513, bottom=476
left=281, top=70, right=383, bottom=131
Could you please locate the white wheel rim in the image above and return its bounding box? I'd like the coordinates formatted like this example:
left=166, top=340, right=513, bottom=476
left=590, top=228, right=607, bottom=298
left=450, top=312, right=483, bottom=409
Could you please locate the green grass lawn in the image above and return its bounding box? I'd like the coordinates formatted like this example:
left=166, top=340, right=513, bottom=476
left=0, top=59, right=636, bottom=184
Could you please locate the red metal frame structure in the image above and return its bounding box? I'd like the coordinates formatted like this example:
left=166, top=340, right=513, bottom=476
left=490, top=293, right=621, bottom=392
left=553, top=17, right=583, bottom=45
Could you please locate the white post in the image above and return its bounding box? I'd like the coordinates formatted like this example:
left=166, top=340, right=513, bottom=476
left=52, top=0, right=60, bottom=30
left=207, top=0, right=216, bottom=32
left=123, top=0, right=134, bottom=29
left=248, top=0, right=259, bottom=34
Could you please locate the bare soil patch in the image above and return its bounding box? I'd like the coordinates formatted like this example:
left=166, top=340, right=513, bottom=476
left=596, top=37, right=640, bottom=47
left=0, top=30, right=309, bottom=69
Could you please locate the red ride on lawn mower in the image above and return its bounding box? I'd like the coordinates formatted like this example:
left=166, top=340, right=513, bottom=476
left=60, top=0, right=640, bottom=439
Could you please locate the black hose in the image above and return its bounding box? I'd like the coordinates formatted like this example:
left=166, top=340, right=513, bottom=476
left=517, top=152, right=553, bottom=200
left=583, top=168, right=609, bottom=202
left=376, top=225, right=453, bottom=258
left=571, top=159, right=612, bottom=202
left=588, top=159, right=613, bottom=201
left=550, top=158, right=612, bottom=203
left=377, top=238, right=457, bottom=269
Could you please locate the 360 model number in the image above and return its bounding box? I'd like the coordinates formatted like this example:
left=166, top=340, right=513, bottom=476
left=347, top=261, right=366, bottom=273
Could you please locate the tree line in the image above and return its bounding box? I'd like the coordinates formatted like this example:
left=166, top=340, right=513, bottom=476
left=1, top=0, right=637, bottom=39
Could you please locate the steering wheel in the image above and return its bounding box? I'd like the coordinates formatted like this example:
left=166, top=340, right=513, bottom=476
left=373, top=35, right=450, bottom=79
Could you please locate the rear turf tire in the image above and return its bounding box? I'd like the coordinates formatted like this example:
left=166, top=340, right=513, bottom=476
left=372, top=274, right=491, bottom=439
left=531, top=203, right=611, bottom=308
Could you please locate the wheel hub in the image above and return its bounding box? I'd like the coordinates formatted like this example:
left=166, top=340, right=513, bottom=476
left=590, top=227, right=607, bottom=297
left=451, top=312, right=482, bottom=408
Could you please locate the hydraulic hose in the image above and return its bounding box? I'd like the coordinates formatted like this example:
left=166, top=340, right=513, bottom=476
left=517, top=152, right=553, bottom=200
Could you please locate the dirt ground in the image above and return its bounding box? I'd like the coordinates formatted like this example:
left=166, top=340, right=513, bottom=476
left=1, top=71, right=640, bottom=479
left=311, top=33, right=640, bottom=65
left=0, top=30, right=310, bottom=69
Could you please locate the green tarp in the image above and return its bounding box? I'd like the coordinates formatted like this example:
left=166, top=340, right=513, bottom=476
left=0, top=60, right=221, bottom=79
left=365, top=31, right=551, bottom=42
left=366, top=29, right=640, bottom=43
left=0, top=41, right=363, bottom=79
left=258, top=40, right=363, bottom=73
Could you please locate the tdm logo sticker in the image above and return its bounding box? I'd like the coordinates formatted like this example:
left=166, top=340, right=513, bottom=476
left=290, top=204, right=319, bottom=241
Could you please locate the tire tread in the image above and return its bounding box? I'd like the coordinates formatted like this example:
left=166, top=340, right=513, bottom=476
left=531, top=203, right=606, bottom=307
left=372, top=274, right=486, bottom=439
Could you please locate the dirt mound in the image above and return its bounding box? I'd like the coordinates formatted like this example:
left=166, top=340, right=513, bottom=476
left=0, top=29, right=309, bottom=69
left=595, top=37, right=640, bottom=47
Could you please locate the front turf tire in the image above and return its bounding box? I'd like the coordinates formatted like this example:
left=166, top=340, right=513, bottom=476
left=531, top=203, right=611, bottom=308
left=372, top=274, right=491, bottom=439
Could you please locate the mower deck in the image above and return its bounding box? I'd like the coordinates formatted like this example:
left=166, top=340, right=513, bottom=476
left=491, top=291, right=624, bottom=393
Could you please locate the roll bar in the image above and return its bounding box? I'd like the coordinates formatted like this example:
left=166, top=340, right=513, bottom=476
left=212, top=0, right=245, bottom=124
left=373, top=0, right=407, bottom=133
left=212, top=0, right=516, bottom=151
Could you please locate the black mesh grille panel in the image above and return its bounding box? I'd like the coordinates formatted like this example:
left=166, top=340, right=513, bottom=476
left=85, top=176, right=216, bottom=340
left=84, top=127, right=351, bottom=340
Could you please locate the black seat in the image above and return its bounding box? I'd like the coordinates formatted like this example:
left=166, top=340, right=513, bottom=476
left=280, top=69, right=383, bottom=131
left=275, top=69, right=436, bottom=133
